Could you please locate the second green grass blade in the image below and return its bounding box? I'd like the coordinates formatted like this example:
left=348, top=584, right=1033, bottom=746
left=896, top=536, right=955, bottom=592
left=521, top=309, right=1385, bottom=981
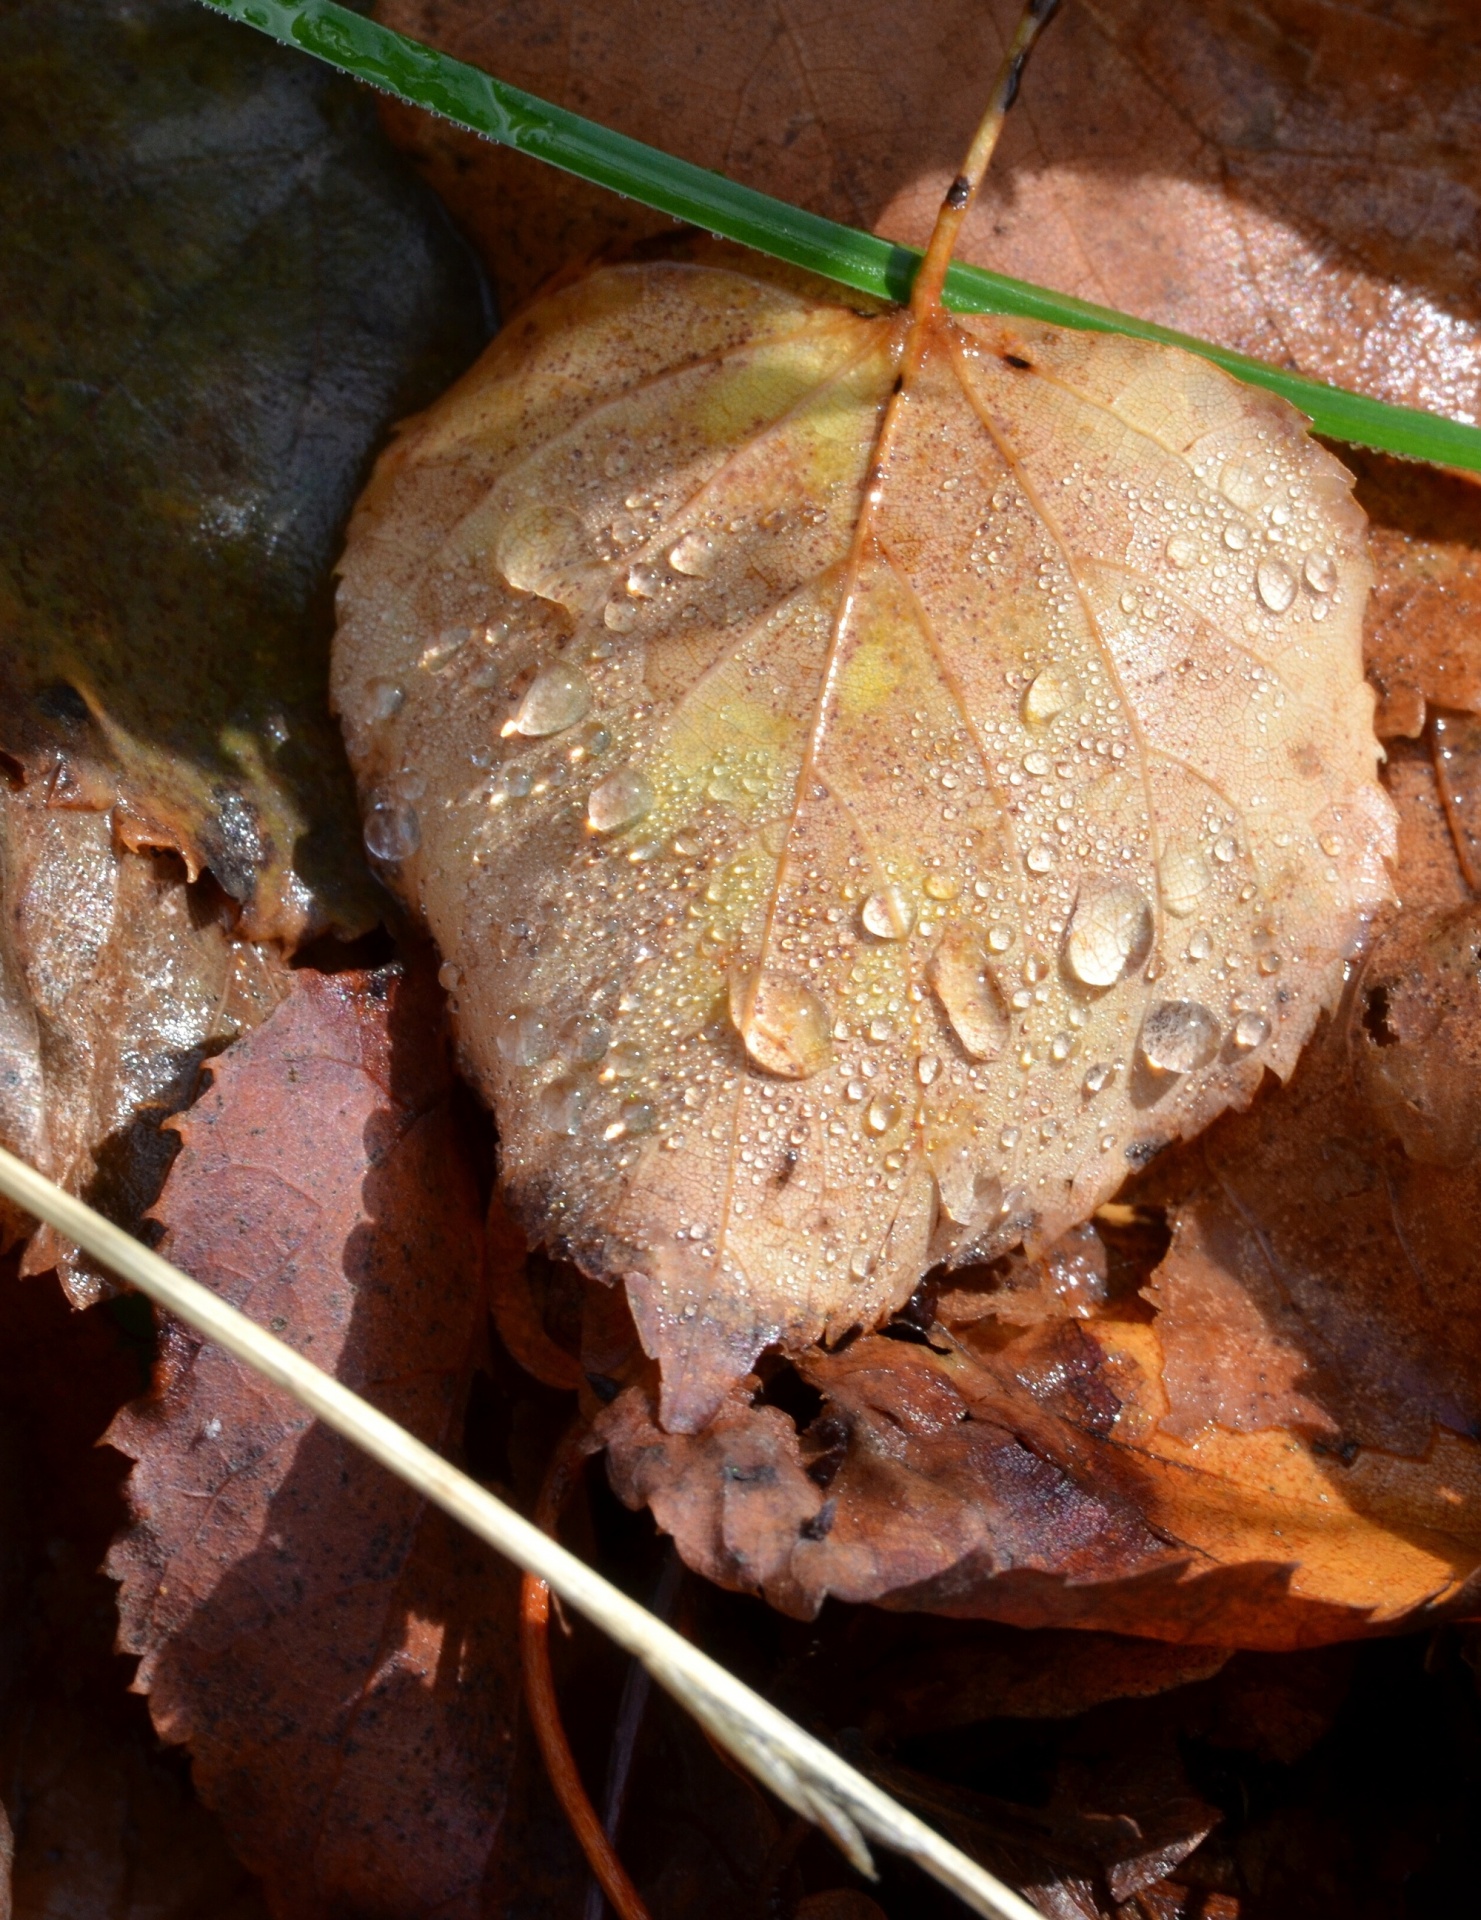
left=203, top=0, right=1481, bottom=474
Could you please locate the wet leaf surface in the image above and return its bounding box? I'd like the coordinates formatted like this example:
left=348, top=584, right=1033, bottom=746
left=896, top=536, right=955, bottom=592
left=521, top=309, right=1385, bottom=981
left=335, top=237, right=1392, bottom=1432
left=105, top=961, right=518, bottom=1918
left=0, top=0, right=489, bottom=945
left=0, top=784, right=290, bottom=1305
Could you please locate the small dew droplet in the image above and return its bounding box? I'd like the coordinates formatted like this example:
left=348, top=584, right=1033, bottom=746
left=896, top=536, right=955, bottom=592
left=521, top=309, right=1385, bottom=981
left=603, top=599, right=639, bottom=632
left=1026, top=844, right=1056, bottom=874
left=539, top=1078, right=588, bottom=1135
left=730, top=969, right=832, bottom=1079
left=1159, top=844, right=1211, bottom=918
left=1165, top=533, right=1198, bottom=568
left=1064, top=882, right=1152, bottom=988
left=667, top=530, right=717, bottom=578
left=1233, top=1011, right=1271, bottom=1050
left=864, top=1096, right=900, bottom=1136
left=916, top=1053, right=942, bottom=1086
left=1083, top=1062, right=1112, bottom=1095
left=861, top=887, right=915, bottom=940
left=1303, top=551, right=1339, bottom=596
left=365, top=678, right=405, bottom=722
left=496, top=1007, right=557, bottom=1068
left=927, top=923, right=1010, bottom=1060
left=1022, top=668, right=1077, bottom=726
left=560, top=1013, right=610, bottom=1064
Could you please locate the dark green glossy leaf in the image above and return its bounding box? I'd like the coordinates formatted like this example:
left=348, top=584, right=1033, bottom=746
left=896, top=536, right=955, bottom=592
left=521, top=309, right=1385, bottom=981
left=0, top=0, right=491, bottom=940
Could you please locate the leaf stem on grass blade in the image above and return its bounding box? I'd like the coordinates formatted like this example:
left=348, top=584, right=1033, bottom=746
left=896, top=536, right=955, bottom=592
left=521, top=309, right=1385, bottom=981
left=194, top=0, right=1481, bottom=473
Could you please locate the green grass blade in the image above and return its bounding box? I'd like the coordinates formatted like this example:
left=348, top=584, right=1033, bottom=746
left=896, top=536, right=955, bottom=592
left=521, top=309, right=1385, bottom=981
left=201, top=0, right=1481, bottom=474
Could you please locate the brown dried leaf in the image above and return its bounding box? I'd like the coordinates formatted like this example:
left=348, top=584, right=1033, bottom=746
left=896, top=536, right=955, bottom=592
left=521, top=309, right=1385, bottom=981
left=0, top=784, right=289, bottom=1305
left=336, top=235, right=1391, bottom=1431
left=105, top=962, right=518, bottom=1919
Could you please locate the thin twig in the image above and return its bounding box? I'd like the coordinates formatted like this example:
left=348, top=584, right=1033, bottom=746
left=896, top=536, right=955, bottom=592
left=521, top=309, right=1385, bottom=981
left=523, top=1422, right=650, bottom=1920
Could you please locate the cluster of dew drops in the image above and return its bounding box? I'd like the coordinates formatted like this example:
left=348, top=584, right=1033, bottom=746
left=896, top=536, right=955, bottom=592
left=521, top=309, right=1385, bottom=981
left=355, top=403, right=1353, bottom=1227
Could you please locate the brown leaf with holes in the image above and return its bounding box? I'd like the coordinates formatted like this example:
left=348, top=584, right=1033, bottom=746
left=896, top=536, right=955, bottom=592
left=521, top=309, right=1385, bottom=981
left=104, top=961, right=519, bottom=1919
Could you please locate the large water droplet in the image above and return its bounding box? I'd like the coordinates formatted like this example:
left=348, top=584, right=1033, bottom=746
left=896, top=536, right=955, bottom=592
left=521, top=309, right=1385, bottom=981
left=539, top=1078, right=588, bottom=1134
left=1065, top=882, right=1152, bottom=988
left=1159, top=844, right=1211, bottom=918
left=930, top=1138, right=1002, bottom=1227
left=1255, top=557, right=1297, bottom=614
left=508, top=663, right=591, bottom=737
left=1022, top=669, right=1077, bottom=726
left=1165, top=533, right=1198, bottom=568
left=363, top=800, right=420, bottom=863
left=1219, top=458, right=1265, bottom=511
left=864, top=1096, right=901, bottom=1136
left=588, top=768, right=652, bottom=832
left=667, top=531, right=717, bottom=578
left=926, top=924, right=1010, bottom=1060
left=862, top=887, right=914, bottom=939
left=1303, top=550, right=1338, bottom=596
left=1140, top=1000, right=1220, bottom=1074
left=560, top=1012, right=610, bottom=1064
left=365, top=677, right=405, bottom=722
left=1233, top=1010, right=1271, bottom=1050
left=730, top=969, right=832, bottom=1079
left=496, top=1006, right=557, bottom=1068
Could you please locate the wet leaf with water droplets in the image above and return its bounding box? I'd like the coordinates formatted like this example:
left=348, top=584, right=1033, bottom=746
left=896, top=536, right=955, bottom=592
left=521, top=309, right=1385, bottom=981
left=334, top=239, right=1393, bottom=1431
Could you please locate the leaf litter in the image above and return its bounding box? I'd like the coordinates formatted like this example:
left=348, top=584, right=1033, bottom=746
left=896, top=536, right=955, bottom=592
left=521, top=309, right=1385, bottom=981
left=8, top=0, right=1481, bottom=1912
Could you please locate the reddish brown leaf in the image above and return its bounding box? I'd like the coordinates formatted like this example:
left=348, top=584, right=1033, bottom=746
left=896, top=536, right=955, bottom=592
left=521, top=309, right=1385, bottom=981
left=105, top=962, right=519, bottom=1919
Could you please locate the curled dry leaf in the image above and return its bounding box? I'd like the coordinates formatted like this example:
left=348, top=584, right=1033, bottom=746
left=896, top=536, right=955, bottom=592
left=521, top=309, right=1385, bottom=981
left=0, top=785, right=289, bottom=1305
left=105, top=963, right=518, bottom=1919
left=336, top=237, right=1392, bottom=1431
left=0, top=0, right=487, bottom=945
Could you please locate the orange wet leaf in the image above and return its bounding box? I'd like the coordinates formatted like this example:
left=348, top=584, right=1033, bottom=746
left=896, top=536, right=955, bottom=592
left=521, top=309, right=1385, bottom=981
left=335, top=233, right=1393, bottom=1432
